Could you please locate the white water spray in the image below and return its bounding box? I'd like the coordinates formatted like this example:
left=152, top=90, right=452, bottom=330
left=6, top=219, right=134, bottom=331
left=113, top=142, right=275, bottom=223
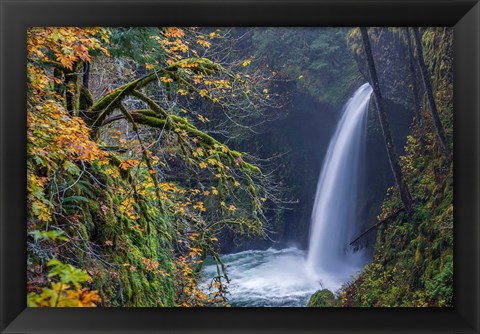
left=201, top=84, right=374, bottom=306
left=306, top=83, right=373, bottom=288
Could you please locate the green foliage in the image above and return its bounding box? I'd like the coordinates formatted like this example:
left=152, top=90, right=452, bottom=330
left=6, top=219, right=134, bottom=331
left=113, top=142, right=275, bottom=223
left=340, top=28, right=453, bottom=307
left=46, top=259, right=90, bottom=285
left=251, top=28, right=362, bottom=108
left=27, top=26, right=271, bottom=307
left=425, top=259, right=453, bottom=306
left=30, top=230, right=69, bottom=243
left=307, top=289, right=340, bottom=307
left=27, top=259, right=101, bottom=307
left=108, top=27, right=166, bottom=66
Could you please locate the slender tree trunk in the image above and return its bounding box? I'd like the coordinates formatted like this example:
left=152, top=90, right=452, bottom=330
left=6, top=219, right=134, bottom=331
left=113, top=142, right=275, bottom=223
left=360, top=27, right=412, bottom=212
left=65, top=76, right=75, bottom=115
left=83, top=61, right=90, bottom=88
left=79, top=61, right=94, bottom=113
left=405, top=28, right=426, bottom=151
left=65, top=62, right=81, bottom=116
left=411, top=27, right=450, bottom=156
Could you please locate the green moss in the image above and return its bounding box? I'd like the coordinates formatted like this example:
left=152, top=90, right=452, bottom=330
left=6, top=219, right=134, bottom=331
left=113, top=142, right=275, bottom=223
left=79, top=85, right=94, bottom=110
left=49, top=158, right=179, bottom=307
left=340, top=27, right=453, bottom=308
left=130, top=112, right=262, bottom=175
left=307, top=289, right=340, bottom=307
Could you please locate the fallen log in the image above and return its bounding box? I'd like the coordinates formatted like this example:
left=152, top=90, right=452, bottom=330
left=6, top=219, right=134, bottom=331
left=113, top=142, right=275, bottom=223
left=349, top=207, right=405, bottom=246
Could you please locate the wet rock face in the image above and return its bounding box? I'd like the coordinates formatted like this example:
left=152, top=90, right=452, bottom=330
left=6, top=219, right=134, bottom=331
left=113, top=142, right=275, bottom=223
left=350, top=28, right=415, bottom=111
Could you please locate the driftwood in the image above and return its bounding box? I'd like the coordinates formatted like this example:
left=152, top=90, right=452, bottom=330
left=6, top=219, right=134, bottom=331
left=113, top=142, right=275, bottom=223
left=349, top=207, right=405, bottom=246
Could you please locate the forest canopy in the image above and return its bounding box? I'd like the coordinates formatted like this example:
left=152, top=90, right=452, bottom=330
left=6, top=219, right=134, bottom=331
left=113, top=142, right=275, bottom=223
left=27, top=27, right=279, bottom=306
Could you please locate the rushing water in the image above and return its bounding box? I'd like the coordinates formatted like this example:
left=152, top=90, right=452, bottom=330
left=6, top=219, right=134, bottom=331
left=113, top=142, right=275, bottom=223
left=202, top=84, right=373, bottom=307
left=202, top=247, right=322, bottom=307
left=306, top=83, right=372, bottom=279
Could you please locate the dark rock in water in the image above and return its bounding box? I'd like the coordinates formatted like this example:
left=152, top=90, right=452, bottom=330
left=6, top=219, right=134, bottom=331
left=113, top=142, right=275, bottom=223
left=307, top=289, right=340, bottom=307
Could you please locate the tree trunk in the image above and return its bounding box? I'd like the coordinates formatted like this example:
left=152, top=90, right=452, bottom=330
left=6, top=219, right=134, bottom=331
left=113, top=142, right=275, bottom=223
left=65, top=62, right=81, bottom=116
left=79, top=62, right=94, bottom=112
left=411, top=27, right=450, bottom=156
left=83, top=61, right=90, bottom=88
left=360, top=27, right=412, bottom=212
left=405, top=28, right=426, bottom=151
left=65, top=73, right=75, bottom=115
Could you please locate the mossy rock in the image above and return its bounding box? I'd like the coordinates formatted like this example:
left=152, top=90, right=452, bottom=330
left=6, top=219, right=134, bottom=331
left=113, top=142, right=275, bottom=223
left=307, top=289, right=340, bottom=307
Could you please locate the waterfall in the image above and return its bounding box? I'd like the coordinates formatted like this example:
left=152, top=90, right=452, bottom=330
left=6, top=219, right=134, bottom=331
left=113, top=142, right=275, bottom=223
left=306, top=83, right=373, bottom=287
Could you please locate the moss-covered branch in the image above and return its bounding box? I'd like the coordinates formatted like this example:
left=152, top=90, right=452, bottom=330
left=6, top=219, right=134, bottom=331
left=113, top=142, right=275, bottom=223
left=87, top=57, right=223, bottom=138
left=79, top=85, right=94, bottom=111
left=118, top=104, right=165, bottom=214
left=128, top=111, right=261, bottom=175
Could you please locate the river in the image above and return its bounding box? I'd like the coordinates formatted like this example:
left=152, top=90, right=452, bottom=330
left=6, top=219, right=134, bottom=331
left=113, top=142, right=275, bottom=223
left=201, top=247, right=360, bottom=307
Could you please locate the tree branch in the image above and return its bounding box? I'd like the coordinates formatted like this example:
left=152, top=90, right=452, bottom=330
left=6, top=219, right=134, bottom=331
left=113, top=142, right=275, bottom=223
left=349, top=207, right=405, bottom=246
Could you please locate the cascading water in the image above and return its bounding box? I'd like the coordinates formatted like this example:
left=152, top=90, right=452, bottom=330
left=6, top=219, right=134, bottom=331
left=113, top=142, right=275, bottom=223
left=201, top=83, right=374, bottom=306
left=306, top=83, right=373, bottom=288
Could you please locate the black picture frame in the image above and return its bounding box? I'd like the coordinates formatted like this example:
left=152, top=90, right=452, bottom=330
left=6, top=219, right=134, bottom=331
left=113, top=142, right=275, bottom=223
left=1, top=0, right=479, bottom=333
